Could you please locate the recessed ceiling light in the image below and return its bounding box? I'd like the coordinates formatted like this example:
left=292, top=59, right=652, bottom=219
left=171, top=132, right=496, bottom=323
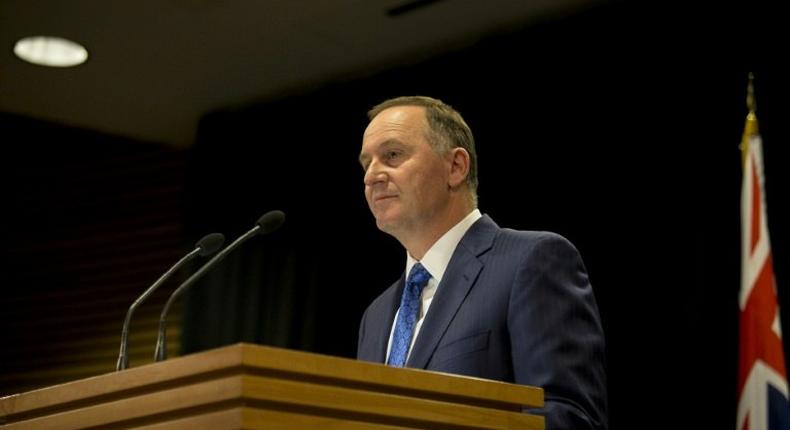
left=14, top=36, right=89, bottom=68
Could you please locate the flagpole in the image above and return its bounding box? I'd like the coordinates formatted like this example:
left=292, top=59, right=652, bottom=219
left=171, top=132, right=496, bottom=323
left=741, top=73, right=759, bottom=165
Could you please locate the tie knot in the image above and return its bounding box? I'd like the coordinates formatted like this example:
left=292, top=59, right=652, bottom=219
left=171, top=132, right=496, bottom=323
left=407, top=263, right=431, bottom=291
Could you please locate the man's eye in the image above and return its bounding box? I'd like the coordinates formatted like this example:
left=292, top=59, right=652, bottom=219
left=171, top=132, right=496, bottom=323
left=385, top=151, right=401, bottom=160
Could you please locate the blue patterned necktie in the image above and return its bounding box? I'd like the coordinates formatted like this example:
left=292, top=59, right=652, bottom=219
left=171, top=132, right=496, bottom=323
left=387, top=262, right=432, bottom=367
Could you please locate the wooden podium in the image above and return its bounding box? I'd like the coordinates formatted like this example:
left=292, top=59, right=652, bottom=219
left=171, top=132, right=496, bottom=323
left=0, top=343, right=544, bottom=429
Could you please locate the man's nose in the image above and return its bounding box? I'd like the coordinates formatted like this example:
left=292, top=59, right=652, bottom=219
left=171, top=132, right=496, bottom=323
left=364, top=161, right=387, bottom=186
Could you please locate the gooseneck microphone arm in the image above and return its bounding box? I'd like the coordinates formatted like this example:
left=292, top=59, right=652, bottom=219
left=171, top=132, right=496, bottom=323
left=154, top=210, right=285, bottom=362
left=116, top=232, right=225, bottom=371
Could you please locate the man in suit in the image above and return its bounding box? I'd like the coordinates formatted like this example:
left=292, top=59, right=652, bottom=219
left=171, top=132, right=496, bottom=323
left=357, top=96, right=607, bottom=429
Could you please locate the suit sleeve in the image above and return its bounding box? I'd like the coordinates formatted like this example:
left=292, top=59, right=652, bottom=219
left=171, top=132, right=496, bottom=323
left=357, top=305, right=369, bottom=360
left=508, top=233, right=608, bottom=430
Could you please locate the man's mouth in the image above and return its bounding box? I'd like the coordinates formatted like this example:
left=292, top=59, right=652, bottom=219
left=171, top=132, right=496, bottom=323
left=373, top=194, right=397, bottom=202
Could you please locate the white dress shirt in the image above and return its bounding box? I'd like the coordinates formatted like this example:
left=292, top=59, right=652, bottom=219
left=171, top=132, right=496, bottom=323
left=385, top=209, right=483, bottom=362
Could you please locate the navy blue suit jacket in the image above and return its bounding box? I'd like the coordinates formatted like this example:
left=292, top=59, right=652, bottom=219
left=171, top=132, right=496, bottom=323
left=357, top=215, right=607, bottom=429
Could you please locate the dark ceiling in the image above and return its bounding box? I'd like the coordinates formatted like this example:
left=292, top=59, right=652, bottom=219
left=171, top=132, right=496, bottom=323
left=0, top=0, right=600, bottom=146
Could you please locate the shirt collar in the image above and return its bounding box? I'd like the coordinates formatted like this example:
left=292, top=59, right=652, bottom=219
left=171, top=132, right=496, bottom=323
left=406, top=209, right=482, bottom=285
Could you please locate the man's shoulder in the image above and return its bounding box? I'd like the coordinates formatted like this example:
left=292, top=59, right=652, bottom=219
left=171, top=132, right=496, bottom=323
left=476, top=214, right=570, bottom=242
left=491, top=227, right=582, bottom=259
left=467, top=215, right=580, bottom=255
left=499, top=228, right=571, bottom=244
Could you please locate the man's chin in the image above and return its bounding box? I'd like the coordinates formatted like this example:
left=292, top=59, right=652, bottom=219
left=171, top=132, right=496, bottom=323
left=374, top=217, right=399, bottom=235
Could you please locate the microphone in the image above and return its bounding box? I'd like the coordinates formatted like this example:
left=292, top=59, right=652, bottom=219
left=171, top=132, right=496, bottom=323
left=154, top=210, right=285, bottom=362
left=115, top=232, right=225, bottom=371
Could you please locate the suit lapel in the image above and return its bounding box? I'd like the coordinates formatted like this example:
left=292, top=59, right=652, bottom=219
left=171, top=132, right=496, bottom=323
left=406, top=215, right=498, bottom=369
left=370, top=273, right=405, bottom=363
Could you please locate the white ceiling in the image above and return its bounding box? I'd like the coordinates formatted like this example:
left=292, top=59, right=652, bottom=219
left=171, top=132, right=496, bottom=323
left=1, top=0, right=599, bottom=147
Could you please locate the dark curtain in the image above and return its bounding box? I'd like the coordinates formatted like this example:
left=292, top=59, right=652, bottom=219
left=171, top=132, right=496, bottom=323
left=178, top=2, right=789, bottom=429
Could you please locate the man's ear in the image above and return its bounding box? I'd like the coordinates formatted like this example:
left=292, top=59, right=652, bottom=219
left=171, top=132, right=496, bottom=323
left=447, top=147, right=470, bottom=188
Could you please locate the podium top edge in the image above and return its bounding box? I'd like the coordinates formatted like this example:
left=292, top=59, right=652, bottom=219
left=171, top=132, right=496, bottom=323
left=1, top=343, right=543, bottom=419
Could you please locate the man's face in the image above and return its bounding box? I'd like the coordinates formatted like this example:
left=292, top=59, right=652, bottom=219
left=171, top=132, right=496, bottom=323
left=359, top=106, right=451, bottom=237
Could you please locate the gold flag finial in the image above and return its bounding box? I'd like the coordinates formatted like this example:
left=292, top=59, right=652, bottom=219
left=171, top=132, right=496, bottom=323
left=741, top=73, right=759, bottom=164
